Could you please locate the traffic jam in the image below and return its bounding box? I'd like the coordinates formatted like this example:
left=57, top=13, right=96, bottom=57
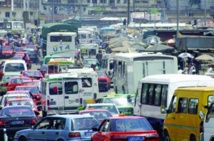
left=0, top=24, right=214, bottom=141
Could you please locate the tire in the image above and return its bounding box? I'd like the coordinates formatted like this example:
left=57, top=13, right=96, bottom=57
left=163, top=131, right=171, bottom=141
left=18, top=136, right=28, bottom=141
left=190, top=135, right=196, bottom=141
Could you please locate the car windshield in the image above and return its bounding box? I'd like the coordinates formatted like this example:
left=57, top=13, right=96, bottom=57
left=97, top=71, right=106, bottom=77
left=88, top=105, right=118, bottom=114
left=26, top=46, right=34, bottom=49
left=23, top=71, right=41, bottom=77
left=11, top=78, right=30, bottom=84
left=84, top=59, right=97, bottom=65
left=23, top=82, right=40, bottom=88
left=0, top=107, right=34, bottom=117
left=73, top=117, right=99, bottom=130
left=6, top=100, right=35, bottom=108
left=2, top=47, right=12, bottom=51
left=14, top=48, right=24, bottom=52
left=15, top=87, right=39, bottom=94
left=104, top=97, right=132, bottom=106
left=5, top=63, right=25, bottom=72
left=112, top=118, right=153, bottom=132
left=2, top=75, right=17, bottom=83
left=81, top=111, right=112, bottom=120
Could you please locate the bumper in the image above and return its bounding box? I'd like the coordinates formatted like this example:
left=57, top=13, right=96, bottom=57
left=0, top=127, right=30, bottom=140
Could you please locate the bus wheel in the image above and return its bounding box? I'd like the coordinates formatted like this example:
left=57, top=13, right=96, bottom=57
left=163, top=131, right=170, bottom=141
left=190, top=135, right=196, bottom=141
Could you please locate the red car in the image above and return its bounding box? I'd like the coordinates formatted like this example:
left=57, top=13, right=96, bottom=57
left=21, top=70, right=43, bottom=79
left=5, top=98, right=41, bottom=117
left=7, top=76, right=31, bottom=91
left=91, top=116, right=159, bottom=141
left=96, top=70, right=111, bottom=91
left=14, top=85, right=42, bottom=102
left=79, top=109, right=113, bottom=123
left=2, top=46, right=15, bottom=57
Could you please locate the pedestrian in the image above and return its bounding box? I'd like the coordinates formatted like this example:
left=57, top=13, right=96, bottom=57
left=35, top=44, right=40, bottom=65
left=189, top=63, right=196, bottom=74
left=96, top=49, right=103, bottom=65
left=0, top=41, right=2, bottom=58
left=206, top=65, right=213, bottom=73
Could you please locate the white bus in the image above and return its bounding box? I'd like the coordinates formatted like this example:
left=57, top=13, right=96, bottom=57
left=67, top=68, right=98, bottom=104
left=41, top=73, right=84, bottom=115
left=80, top=44, right=99, bottom=59
left=0, top=21, right=24, bottom=31
left=47, top=32, right=76, bottom=58
left=100, top=54, right=115, bottom=86
left=78, top=30, right=92, bottom=44
left=113, top=53, right=178, bottom=94
left=133, top=74, right=214, bottom=134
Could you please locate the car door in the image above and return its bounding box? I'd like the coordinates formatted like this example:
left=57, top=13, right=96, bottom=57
left=45, top=118, right=66, bottom=140
left=27, top=117, right=52, bottom=141
left=94, top=120, right=110, bottom=140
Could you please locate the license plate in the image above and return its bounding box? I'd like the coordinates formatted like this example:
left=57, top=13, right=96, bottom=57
left=49, top=101, right=56, bottom=105
left=84, top=132, right=93, bottom=136
left=128, top=136, right=143, bottom=141
left=10, top=120, right=24, bottom=125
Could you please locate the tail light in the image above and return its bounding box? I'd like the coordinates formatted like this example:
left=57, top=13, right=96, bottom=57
left=68, top=132, right=81, bottom=137
left=30, top=119, right=37, bottom=124
left=1, top=84, right=6, bottom=87
left=48, top=106, right=51, bottom=110
left=200, top=121, right=204, bottom=133
left=0, top=120, right=5, bottom=126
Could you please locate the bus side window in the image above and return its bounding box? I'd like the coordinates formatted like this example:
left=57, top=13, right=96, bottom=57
left=168, top=96, right=177, bottom=113
left=161, top=85, right=168, bottom=107
left=148, top=84, right=155, bottom=105
left=118, top=61, right=122, bottom=78
left=141, top=83, right=149, bottom=104
left=177, top=98, right=187, bottom=113
left=154, top=85, right=162, bottom=106
left=188, top=98, right=198, bottom=114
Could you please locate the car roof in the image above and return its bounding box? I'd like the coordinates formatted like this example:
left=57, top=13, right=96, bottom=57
left=7, top=98, right=32, bottom=101
left=79, top=109, right=111, bottom=113
left=7, top=90, right=29, bottom=93
left=4, top=60, right=26, bottom=63
left=2, top=105, right=33, bottom=109
left=48, top=114, right=95, bottom=119
left=10, top=76, right=30, bottom=79
left=108, top=116, right=145, bottom=120
left=22, top=80, right=40, bottom=82
left=16, top=85, right=37, bottom=88
left=87, top=103, right=116, bottom=106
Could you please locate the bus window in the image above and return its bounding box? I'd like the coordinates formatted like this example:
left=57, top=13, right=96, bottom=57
left=148, top=84, right=155, bottom=105
left=161, top=85, right=168, bottom=107
left=64, top=82, right=78, bottom=94
left=101, top=60, right=108, bottom=69
left=42, top=81, right=46, bottom=95
left=89, top=49, right=96, bottom=56
left=141, top=83, right=149, bottom=104
left=154, top=85, right=162, bottom=106
left=168, top=96, right=177, bottom=113
left=49, top=82, right=63, bottom=95
left=118, top=61, right=122, bottom=77
left=110, top=61, right=114, bottom=70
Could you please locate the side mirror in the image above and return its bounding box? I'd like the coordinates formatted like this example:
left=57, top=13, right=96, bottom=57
left=160, top=105, right=167, bottom=114
left=92, top=127, right=99, bottom=131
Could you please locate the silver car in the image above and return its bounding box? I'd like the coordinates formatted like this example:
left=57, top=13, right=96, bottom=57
left=14, top=114, right=100, bottom=141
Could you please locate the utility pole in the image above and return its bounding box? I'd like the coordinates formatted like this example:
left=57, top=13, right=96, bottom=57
left=204, top=0, right=207, bottom=26
left=176, top=0, right=179, bottom=37
left=80, top=0, right=82, bottom=22
left=52, top=0, right=54, bottom=22
left=127, top=0, right=130, bottom=26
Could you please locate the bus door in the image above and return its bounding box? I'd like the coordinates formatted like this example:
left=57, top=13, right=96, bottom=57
left=63, top=79, right=82, bottom=109
left=48, top=80, right=64, bottom=111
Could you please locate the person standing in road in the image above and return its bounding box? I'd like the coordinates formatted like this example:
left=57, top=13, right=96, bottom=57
left=96, top=49, right=103, bottom=65
left=0, top=41, right=2, bottom=58
left=35, top=44, right=40, bottom=65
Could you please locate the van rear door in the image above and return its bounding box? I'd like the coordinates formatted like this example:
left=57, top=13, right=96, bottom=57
left=63, top=79, right=82, bottom=113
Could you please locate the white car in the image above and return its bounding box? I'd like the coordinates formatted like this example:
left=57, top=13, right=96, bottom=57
left=0, top=93, right=31, bottom=110
left=85, top=103, right=119, bottom=116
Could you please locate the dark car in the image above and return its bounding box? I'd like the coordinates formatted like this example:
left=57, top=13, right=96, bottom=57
left=0, top=106, right=38, bottom=141
left=24, top=45, right=36, bottom=62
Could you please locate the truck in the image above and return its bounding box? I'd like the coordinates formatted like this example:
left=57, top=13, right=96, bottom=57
left=41, top=23, right=78, bottom=57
